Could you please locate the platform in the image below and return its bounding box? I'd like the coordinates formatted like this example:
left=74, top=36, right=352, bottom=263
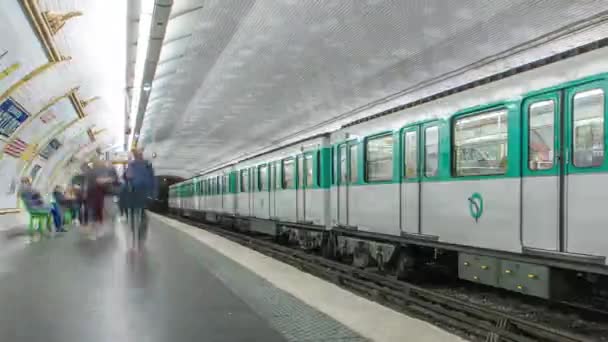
left=0, top=213, right=463, bottom=342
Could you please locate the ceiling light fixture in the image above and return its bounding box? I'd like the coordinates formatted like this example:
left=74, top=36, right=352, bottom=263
left=128, top=0, right=155, bottom=149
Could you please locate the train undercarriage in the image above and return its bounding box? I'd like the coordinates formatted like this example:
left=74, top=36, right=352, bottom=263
left=170, top=208, right=608, bottom=302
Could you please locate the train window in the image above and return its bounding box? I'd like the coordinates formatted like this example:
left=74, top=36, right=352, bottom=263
left=240, top=170, right=248, bottom=192
left=223, top=175, right=227, bottom=193
left=259, top=165, right=268, bottom=191
left=269, top=164, right=273, bottom=190
left=404, top=130, right=418, bottom=178
left=283, top=159, right=294, bottom=189
left=339, top=145, right=347, bottom=184
left=366, top=134, right=393, bottom=182
left=573, top=89, right=605, bottom=168
left=331, top=148, right=336, bottom=185
left=350, top=144, right=358, bottom=183
left=317, top=151, right=321, bottom=187
left=274, top=163, right=281, bottom=190
left=454, top=109, right=508, bottom=176
left=305, top=155, right=313, bottom=187
left=424, top=126, right=439, bottom=177
left=298, top=156, right=304, bottom=188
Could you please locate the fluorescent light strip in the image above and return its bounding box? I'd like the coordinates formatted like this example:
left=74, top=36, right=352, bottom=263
left=128, top=0, right=155, bottom=149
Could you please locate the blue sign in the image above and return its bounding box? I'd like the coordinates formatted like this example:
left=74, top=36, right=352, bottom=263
left=0, top=98, right=28, bottom=138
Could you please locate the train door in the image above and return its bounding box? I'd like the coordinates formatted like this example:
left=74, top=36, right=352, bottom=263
left=523, top=81, right=608, bottom=257
left=193, top=179, right=199, bottom=211
left=250, top=167, right=256, bottom=216
left=274, top=161, right=281, bottom=219
left=522, top=91, right=562, bottom=251
left=282, top=158, right=297, bottom=221
left=565, top=83, right=608, bottom=257
left=201, top=180, right=204, bottom=211
left=337, top=144, right=348, bottom=226
left=238, top=169, right=248, bottom=216
left=259, top=164, right=270, bottom=219
left=303, top=153, right=314, bottom=223
left=296, top=155, right=305, bottom=222
left=222, top=175, right=227, bottom=210
left=400, top=125, right=421, bottom=234
left=347, top=143, right=359, bottom=226
left=270, top=163, right=276, bottom=218
left=217, top=176, right=220, bottom=211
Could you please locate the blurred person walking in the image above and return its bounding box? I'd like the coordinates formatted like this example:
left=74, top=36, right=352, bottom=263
left=78, top=163, right=91, bottom=227
left=118, top=172, right=129, bottom=221
left=125, top=148, right=156, bottom=250
left=101, top=160, right=120, bottom=223
left=84, top=159, right=112, bottom=237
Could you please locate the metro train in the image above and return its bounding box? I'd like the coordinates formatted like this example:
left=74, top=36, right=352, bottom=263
left=169, top=48, right=608, bottom=299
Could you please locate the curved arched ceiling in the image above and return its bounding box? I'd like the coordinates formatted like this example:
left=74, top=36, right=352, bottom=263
left=0, top=0, right=125, bottom=210
left=134, top=0, right=608, bottom=176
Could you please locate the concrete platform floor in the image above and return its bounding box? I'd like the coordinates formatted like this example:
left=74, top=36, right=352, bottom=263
left=0, top=213, right=463, bottom=342
left=0, top=215, right=362, bottom=342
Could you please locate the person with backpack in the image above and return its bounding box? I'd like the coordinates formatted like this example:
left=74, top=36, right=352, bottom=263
left=125, top=148, right=156, bottom=249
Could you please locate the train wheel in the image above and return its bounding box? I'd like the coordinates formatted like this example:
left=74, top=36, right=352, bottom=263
left=321, top=232, right=337, bottom=259
left=376, top=251, right=385, bottom=273
left=395, top=249, right=416, bottom=280
left=353, top=242, right=370, bottom=269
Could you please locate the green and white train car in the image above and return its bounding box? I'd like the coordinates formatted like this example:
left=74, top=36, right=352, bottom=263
left=176, top=166, right=236, bottom=223
left=230, top=136, right=331, bottom=238
left=171, top=48, right=608, bottom=298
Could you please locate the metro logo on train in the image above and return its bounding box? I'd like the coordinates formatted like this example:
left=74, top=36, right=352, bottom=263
left=467, top=192, right=483, bottom=223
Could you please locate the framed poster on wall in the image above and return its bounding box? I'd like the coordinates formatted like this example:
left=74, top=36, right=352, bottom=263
left=39, top=138, right=61, bottom=159
left=30, top=164, right=41, bottom=181
left=0, top=97, right=29, bottom=138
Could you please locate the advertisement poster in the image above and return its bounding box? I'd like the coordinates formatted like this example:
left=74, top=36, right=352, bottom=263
left=39, top=138, right=61, bottom=159
left=30, top=164, right=41, bottom=181
left=0, top=98, right=28, bottom=138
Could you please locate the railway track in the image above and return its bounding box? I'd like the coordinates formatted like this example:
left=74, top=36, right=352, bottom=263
left=166, top=213, right=600, bottom=342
